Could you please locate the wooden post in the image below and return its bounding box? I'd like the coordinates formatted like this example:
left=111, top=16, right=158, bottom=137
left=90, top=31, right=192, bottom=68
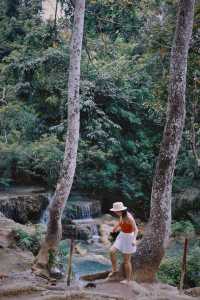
left=67, top=238, right=74, bottom=286
left=179, top=238, right=188, bottom=293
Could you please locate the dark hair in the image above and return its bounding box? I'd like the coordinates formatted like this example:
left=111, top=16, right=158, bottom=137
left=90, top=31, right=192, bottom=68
left=122, top=209, right=128, bottom=218
left=122, top=209, right=135, bottom=220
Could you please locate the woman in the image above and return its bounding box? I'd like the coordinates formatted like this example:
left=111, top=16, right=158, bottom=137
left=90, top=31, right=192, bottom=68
left=109, top=202, right=138, bottom=284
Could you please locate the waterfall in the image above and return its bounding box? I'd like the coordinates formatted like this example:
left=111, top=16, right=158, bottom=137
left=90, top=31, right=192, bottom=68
left=77, top=202, right=92, bottom=219
left=90, top=223, right=99, bottom=242
left=39, top=195, right=101, bottom=241
left=70, top=201, right=100, bottom=241
left=64, top=199, right=101, bottom=220
left=39, top=193, right=52, bottom=225
left=73, top=218, right=100, bottom=242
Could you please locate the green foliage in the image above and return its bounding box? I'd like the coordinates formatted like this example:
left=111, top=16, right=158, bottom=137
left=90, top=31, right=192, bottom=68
left=48, top=249, right=58, bottom=269
left=15, top=226, right=43, bottom=255
left=85, top=0, right=142, bottom=41
left=171, top=221, right=196, bottom=239
left=56, top=240, right=70, bottom=271
left=0, top=0, right=199, bottom=218
left=0, top=135, right=63, bottom=187
left=158, top=243, right=200, bottom=288
left=158, top=256, right=181, bottom=286
left=187, top=246, right=200, bottom=287
left=0, top=102, right=39, bottom=142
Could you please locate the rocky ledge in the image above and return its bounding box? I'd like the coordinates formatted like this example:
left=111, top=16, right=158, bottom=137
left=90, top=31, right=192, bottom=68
left=0, top=186, right=49, bottom=224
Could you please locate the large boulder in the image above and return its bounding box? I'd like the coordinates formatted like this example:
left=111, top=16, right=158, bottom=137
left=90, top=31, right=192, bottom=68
left=0, top=186, right=49, bottom=224
left=0, top=213, right=35, bottom=273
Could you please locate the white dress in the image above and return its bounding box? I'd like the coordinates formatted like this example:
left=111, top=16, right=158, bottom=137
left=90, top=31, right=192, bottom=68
left=113, top=214, right=137, bottom=254
left=113, top=231, right=136, bottom=254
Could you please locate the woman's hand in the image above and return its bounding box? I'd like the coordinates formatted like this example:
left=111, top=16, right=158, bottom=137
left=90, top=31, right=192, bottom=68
left=112, top=223, right=120, bottom=233
left=132, top=239, right=137, bottom=246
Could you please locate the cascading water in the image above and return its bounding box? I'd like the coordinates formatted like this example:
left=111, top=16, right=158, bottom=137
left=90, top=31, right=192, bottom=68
left=70, top=201, right=100, bottom=241
left=40, top=193, right=52, bottom=224
left=78, top=202, right=91, bottom=219
left=40, top=195, right=101, bottom=241
left=66, top=200, right=101, bottom=220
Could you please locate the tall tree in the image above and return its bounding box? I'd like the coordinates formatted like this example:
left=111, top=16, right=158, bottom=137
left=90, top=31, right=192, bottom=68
left=33, top=0, right=86, bottom=273
left=77, top=0, right=196, bottom=285
left=132, top=0, right=195, bottom=282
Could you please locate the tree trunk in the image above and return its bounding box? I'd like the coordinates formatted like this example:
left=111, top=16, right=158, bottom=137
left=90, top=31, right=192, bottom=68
left=33, top=0, right=85, bottom=272
left=131, top=0, right=195, bottom=283
left=53, top=0, right=59, bottom=41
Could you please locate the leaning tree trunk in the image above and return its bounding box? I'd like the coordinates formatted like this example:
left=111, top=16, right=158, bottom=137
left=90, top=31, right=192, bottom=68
left=33, top=0, right=85, bottom=272
left=131, top=0, right=195, bottom=283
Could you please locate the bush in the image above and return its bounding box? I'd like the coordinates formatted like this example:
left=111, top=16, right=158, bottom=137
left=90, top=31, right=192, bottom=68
left=158, top=256, right=181, bottom=286
left=0, top=135, right=64, bottom=187
left=158, top=243, right=200, bottom=288
left=187, top=246, right=200, bottom=287
left=171, top=221, right=196, bottom=238
left=15, top=225, right=43, bottom=255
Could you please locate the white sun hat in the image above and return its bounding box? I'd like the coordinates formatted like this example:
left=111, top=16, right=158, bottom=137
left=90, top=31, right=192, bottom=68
left=110, top=202, right=127, bottom=212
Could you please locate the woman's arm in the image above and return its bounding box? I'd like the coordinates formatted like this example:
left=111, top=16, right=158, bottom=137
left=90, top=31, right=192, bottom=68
left=129, top=215, right=138, bottom=244
left=133, top=218, right=138, bottom=242
left=112, top=222, right=121, bottom=233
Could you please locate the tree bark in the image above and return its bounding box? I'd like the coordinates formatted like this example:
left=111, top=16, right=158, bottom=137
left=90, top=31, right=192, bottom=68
left=53, top=0, right=59, bottom=41
left=191, top=100, right=200, bottom=166
left=33, top=0, right=85, bottom=272
left=131, top=0, right=195, bottom=283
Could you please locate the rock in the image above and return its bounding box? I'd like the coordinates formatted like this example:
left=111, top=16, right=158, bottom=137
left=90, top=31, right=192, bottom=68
left=99, top=223, right=113, bottom=246
left=77, top=225, right=92, bottom=240
left=62, top=224, right=77, bottom=239
left=62, top=219, right=100, bottom=241
left=127, top=281, right=149, bottom=296
left=184, top=287, right=200, bottom=297
left=0, top=247, right=34, bottom=273
left=84, top=282, right=97, bottom=288
left=49, top=267, right=64, bottom=279
left=0, top=213, right=35, bottom=249
left=101, top=214, right=113, bottom=222
left=62, top=223, right=92, bottom=240
left=74, top=244, right=87, bottom=256
left=0, top=186, right=49, bottom=224
left=0, top=273, right=8, bottom=280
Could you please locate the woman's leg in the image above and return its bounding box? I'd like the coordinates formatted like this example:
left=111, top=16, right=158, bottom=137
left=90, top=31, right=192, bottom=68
left=123, top=254, right=132, bottom=282
left=109, top=246, right=117, bottom=274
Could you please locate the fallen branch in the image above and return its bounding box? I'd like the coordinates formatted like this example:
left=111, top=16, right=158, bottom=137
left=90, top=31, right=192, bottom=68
left=80, top=270, right=110, bottom=281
